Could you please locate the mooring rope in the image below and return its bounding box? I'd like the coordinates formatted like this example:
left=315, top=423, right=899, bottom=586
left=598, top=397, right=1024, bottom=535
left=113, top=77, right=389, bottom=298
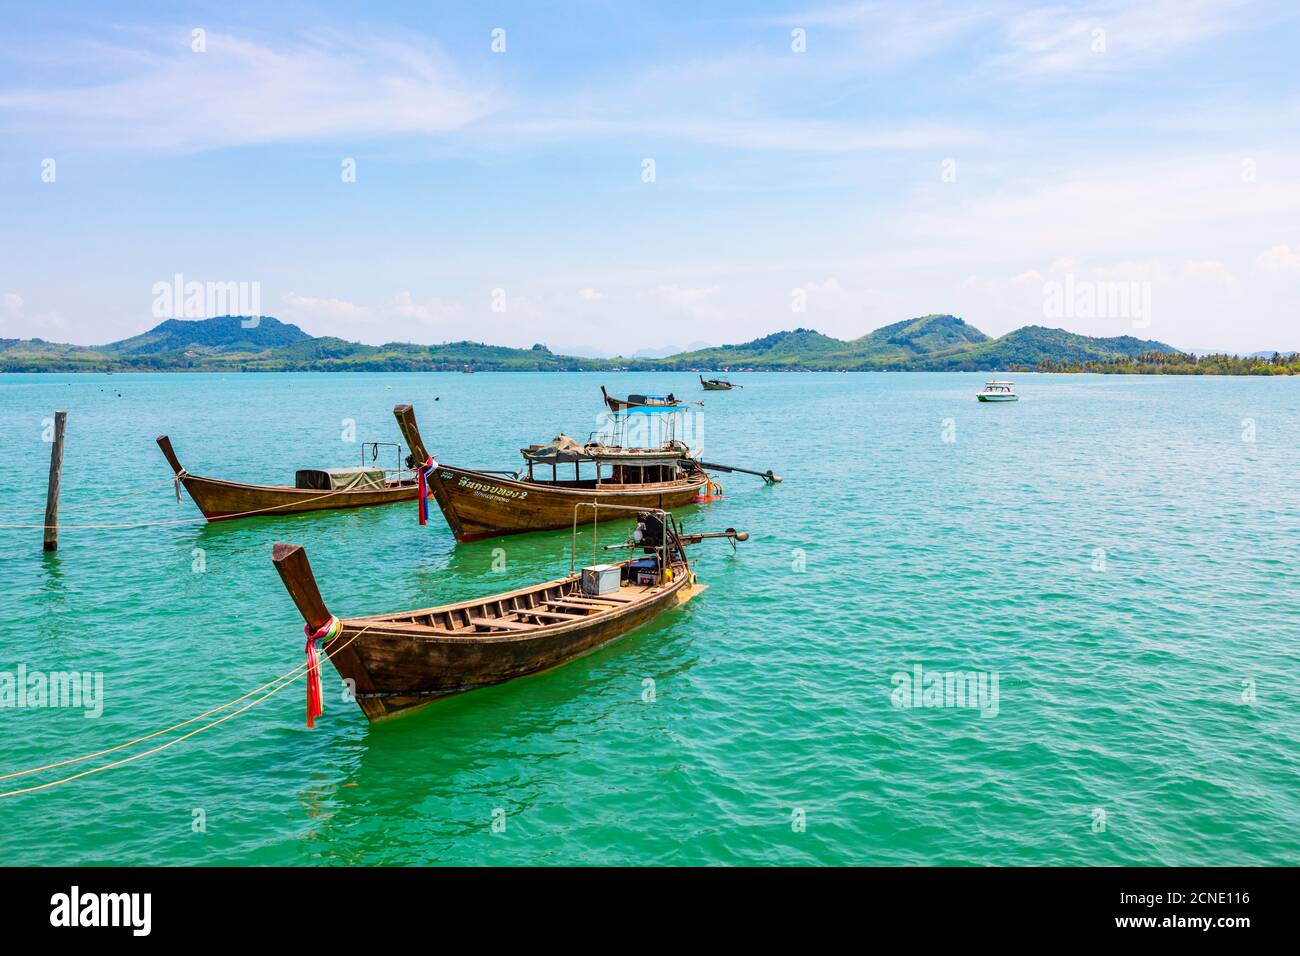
left=0, top=476, right=180, bottom=514
left=0, top=484, right=381, bottom=530
left=0, top=625, right=372, bottom=800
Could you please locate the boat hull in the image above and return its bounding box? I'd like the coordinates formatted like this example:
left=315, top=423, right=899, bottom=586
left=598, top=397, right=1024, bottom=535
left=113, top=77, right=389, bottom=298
left=180, top=474, right=418, bottom=521
left=331, top=570, right=698, bottom=720
left=977, top=394, right=1018, bottom=402
left=427, top=463, right=709, bottom=542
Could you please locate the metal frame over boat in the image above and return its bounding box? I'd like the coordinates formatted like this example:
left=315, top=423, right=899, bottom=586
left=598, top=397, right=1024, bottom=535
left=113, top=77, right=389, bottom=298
left=393, top=403, right=709, bottom=542
left=272, top=504, right=744, bottom=721
left=156, top=435, right=418, bottom=522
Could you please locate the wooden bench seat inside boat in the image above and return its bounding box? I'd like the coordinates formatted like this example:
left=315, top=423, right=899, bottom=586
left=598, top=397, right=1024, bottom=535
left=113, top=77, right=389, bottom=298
left=518, top=609, right=587, bottom=622
left=352, top=572, right=664, bottom=637
left=545, top=600, right=608, bottom=613
left=565, top=592, right=635, bottom=604
left=467, top=601, right=609, bottom=632
left=468, top=617, right=534, bottom=632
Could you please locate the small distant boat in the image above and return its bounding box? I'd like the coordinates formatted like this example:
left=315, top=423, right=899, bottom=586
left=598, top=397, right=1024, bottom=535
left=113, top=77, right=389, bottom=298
left=157, top=436, right=418, bottom=521
left=700, top=375, right=740, bottom=391
left=272, top=505, right=747, bottom=721
left=976, top=381, right=1018, bottom=402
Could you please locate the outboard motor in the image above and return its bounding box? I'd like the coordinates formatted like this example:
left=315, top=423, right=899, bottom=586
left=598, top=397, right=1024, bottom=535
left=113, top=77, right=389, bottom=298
left=632, top=512, right=666, bottom=552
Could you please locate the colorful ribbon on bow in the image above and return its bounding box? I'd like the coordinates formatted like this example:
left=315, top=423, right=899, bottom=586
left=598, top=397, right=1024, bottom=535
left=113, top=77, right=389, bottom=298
left=303, top=616, right=341, bottom=728
left=417, top=456, right=438, bottom=525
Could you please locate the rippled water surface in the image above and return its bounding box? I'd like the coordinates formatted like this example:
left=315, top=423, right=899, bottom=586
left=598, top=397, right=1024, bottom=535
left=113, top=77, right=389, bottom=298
left=1, top=371, right=1297, bottom=865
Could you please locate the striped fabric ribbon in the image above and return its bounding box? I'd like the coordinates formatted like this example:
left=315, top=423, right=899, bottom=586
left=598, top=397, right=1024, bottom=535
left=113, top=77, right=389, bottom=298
left=417, top=456, right=438, bottom=525
left=303, top=616, right=341, bottom=728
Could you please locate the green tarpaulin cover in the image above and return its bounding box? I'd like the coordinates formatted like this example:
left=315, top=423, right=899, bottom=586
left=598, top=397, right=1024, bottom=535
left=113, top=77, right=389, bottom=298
left=295, top=467, right=387, bottom=491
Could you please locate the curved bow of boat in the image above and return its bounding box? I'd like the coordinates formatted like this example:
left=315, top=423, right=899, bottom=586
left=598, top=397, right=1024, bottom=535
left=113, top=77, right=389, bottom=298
left=393, top=403, right=432, bottom=464
left=156, top=434, right=186, bottom=476
left=271, top=542, right=334, bottom=633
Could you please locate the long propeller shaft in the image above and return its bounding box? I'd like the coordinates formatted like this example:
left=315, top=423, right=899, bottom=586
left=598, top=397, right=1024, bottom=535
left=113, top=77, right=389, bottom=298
left=693, top=460, right=782, bottom=484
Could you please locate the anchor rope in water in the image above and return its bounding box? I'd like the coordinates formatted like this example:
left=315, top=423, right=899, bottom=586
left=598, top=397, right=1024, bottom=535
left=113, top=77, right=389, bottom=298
left=0, top=624, right=374, bottom=800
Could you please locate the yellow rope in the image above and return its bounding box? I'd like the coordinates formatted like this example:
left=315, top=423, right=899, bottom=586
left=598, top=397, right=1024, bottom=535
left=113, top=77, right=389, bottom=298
left=0, top=658, right=313, bottom=781
left=0, top=625, right=371, bottom=799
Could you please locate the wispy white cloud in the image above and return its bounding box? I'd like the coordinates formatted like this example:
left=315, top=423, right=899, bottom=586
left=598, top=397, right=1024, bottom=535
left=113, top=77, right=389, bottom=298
left=0, top=291, right=68, bottom=337
left=776, top=0, right=1263, bottom=77
left=496, top=115, right=975, bottom=153
left=1255, top=244, right=1300, bottom=274
left=994, top=0, right=1255, bottom=75
left=0, top=28, right=496, bottom=152
left=646, top=284, right=726, bottom=325
left=280, top=290, right=464, bottom=341
left=6, top=4, right=1259, bottom=161
left=280, top=292, right=373, bottom=326
left=772, top=1, right=1000, bottom=65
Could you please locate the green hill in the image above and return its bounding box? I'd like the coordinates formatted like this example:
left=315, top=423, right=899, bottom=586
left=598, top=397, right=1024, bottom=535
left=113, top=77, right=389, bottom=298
left=628, top=316, right=991, bottom=370
left=641, top=328, right=848, bottom=370
left=0, top=318, right=600, bottom=372
left=850, top=314, right=990, bottom=363
left=910, top=326, right=1178, bottom=371
left=107, top=316, right=311, bottom=354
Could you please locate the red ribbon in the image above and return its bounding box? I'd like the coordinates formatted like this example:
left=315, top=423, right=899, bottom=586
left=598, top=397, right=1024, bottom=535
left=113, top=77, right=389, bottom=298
left=303, top=619, right=335, bottom=729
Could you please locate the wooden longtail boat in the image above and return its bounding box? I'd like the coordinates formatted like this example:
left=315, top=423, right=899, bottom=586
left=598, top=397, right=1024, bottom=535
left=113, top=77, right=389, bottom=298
left=700, top=375, right=740, bottom=391
left=157, top=435, right=418, bottom=522
left=600, top=385, right=702, bottom=412
left=273, top=506, right=746, bottom=721
left=393, top=404, right=709, bottom=542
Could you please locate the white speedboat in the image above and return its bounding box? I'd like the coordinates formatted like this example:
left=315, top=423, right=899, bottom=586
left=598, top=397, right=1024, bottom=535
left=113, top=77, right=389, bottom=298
left=977, top=381, right=1018, bottom=402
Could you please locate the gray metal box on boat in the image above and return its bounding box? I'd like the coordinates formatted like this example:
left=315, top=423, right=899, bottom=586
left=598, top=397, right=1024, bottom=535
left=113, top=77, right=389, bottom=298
left=581, top=564, right=621, bottom=595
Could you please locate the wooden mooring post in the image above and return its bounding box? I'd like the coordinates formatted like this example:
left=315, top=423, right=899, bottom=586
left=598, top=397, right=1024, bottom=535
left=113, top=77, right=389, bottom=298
left=43, top=410, right=67, bottom=552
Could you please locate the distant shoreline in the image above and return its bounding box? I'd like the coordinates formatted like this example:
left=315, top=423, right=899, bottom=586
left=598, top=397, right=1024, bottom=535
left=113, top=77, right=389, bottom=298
left=5, top=314, right=1295, bottom=375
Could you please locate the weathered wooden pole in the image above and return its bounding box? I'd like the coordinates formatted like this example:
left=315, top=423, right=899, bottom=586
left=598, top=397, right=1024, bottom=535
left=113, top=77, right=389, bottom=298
left=43, top=410, right=67, bottom=552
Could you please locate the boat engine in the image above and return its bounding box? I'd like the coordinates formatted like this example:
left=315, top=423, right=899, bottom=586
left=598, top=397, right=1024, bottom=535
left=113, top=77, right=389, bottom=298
left=632, top=512, right=667, bottom=552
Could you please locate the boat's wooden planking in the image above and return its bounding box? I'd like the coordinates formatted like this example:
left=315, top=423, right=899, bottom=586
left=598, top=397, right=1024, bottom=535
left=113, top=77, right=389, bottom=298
left=392, top=404, right=708, bottom=542
left=426, top=463, right=707, bottom=541
left=158, top=435, right=418, bottom=522
left=272, top=541, right=696, bottom=722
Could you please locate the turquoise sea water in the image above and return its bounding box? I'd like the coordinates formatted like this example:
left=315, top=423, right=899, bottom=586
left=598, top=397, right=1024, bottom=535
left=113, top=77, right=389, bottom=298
left=0, top=371, right=1297, bottom=866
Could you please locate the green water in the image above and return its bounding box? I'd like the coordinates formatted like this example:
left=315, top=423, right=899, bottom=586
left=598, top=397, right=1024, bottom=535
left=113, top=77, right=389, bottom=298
left=0, top=371, right=1297, bottom=865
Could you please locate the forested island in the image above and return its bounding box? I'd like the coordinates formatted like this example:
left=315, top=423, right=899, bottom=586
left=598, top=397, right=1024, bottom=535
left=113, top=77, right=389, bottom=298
left=2, top=314, right=1293, bottom=374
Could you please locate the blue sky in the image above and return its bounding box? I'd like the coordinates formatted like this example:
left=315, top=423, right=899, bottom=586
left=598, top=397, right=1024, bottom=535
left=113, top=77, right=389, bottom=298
left=2, top=0, right=1299, bottom=353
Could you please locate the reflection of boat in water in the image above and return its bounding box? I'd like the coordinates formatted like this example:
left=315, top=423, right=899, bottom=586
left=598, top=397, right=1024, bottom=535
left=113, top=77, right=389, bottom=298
left=156, top=435, right=417, bottom=521
left=272, top=505, right=746, bottom=721
left=394, top=403, right=709, bottom=542
left=976, top=381, right=1018, bottom=402
left=700, top=375, right=739, bottom=391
